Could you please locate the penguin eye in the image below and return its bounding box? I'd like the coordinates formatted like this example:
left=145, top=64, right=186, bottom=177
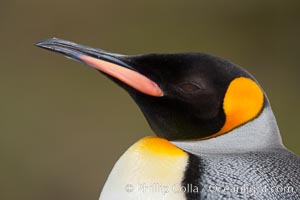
left=178, top=82, right=202, bottom=93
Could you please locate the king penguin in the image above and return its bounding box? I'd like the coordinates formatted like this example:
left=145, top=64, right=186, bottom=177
left=36, top=38, right=300, bottom=200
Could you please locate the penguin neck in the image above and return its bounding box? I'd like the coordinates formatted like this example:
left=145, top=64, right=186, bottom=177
left=172, top=105, right=285, bottom=154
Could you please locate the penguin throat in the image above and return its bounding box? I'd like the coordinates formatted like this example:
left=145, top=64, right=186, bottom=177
left=172, top=105, right=284, bottom=154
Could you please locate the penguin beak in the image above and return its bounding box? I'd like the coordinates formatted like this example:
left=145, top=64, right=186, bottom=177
left=36, top=38, right=163, bottom=97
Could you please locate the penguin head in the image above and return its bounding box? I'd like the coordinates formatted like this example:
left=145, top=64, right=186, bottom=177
left=36, top=38, right=265, bottom=141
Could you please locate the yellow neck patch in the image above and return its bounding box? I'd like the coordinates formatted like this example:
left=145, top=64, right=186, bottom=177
left=134, top=136, right=186, bottom=156
left=208, top=77, right=264, bottom=138
left=100, top=136, right=188, bottom=199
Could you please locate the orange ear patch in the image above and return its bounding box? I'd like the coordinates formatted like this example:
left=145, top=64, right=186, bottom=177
left=210, top=77, right=264, bottom=138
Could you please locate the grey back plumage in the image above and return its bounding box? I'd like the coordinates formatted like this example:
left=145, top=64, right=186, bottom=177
left=174, top=105, right=300, bottom=199
left=193, top=149, right=300, bottom=200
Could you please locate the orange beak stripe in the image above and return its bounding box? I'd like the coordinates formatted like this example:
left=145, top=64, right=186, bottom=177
left=79, top=55, right=163, bottom=97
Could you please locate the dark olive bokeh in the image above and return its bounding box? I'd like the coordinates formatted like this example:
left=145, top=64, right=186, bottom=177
left=1, top=1, right=299, bottom=199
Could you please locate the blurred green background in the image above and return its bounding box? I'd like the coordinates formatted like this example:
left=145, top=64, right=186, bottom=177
left=1, top=0, right=299, bottom=199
